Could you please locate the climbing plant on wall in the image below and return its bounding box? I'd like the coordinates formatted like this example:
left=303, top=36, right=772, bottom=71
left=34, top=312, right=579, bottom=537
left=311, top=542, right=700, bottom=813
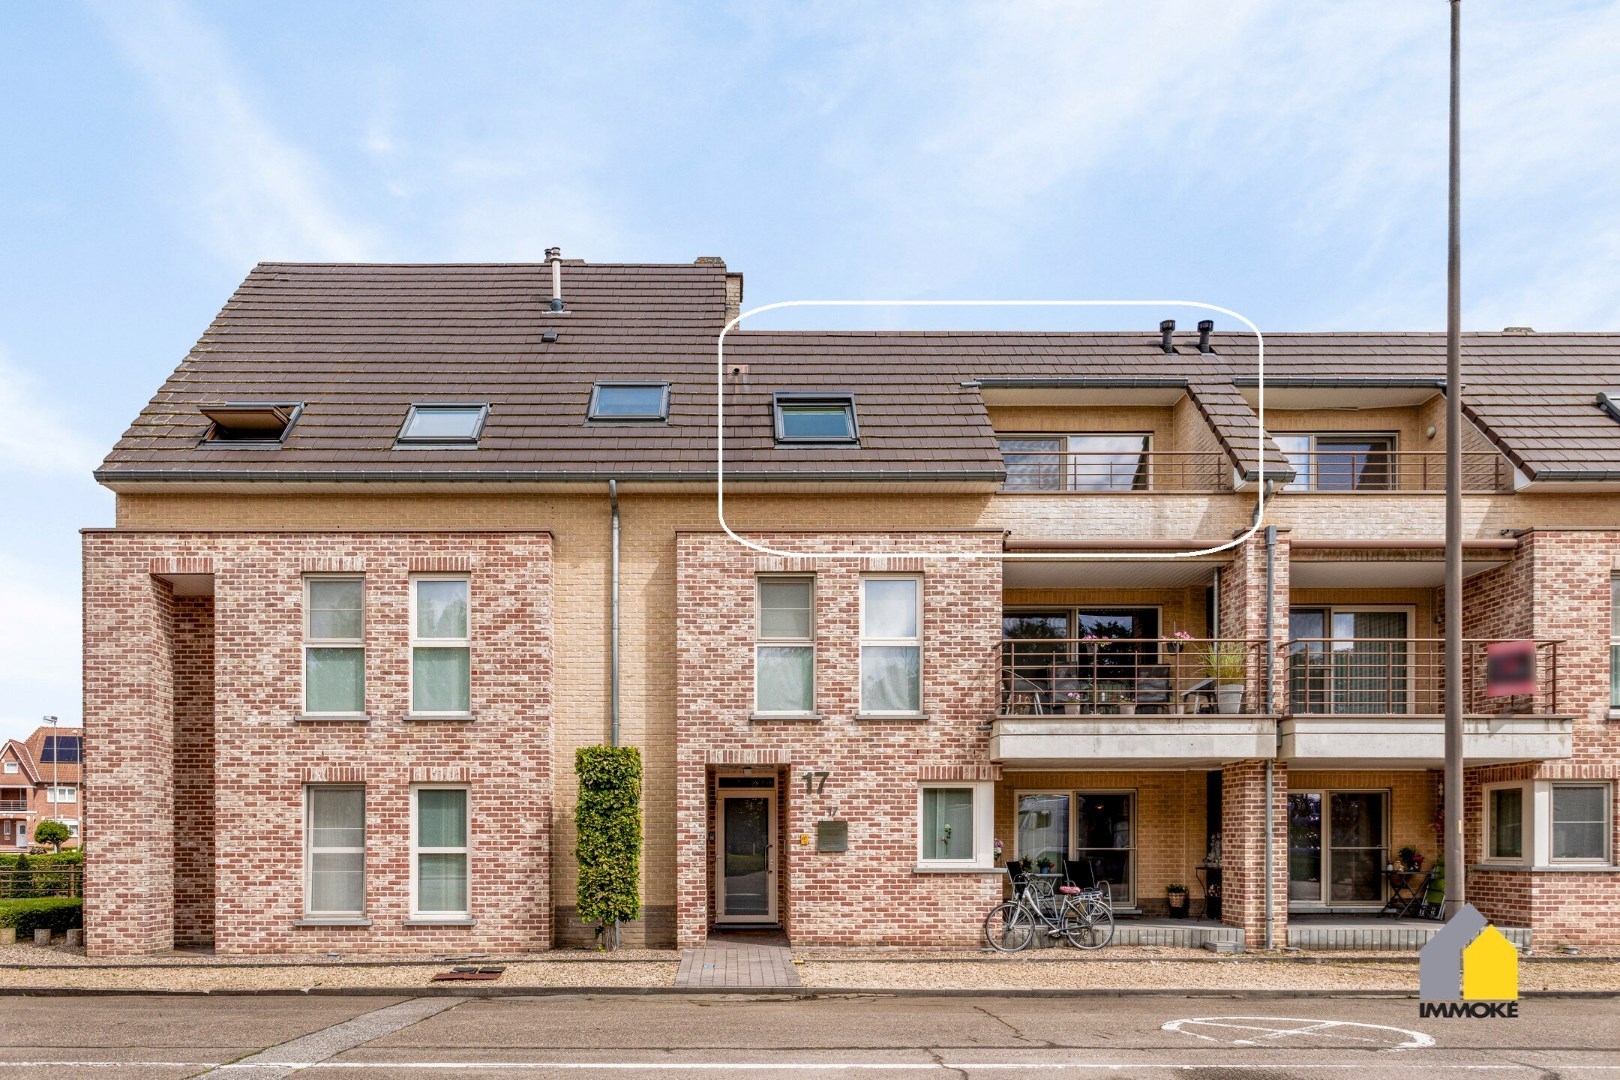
left=575, top=745, right=643, bottom=947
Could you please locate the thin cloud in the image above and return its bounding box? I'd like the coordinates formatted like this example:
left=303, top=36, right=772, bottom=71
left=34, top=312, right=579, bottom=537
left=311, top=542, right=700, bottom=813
left=92, top=0, right=373, bottom=263
left=0, top=350, right=104, bottom=478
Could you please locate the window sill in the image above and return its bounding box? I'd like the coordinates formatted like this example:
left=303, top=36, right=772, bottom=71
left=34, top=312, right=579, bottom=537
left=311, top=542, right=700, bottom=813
left=403, top=917, right=476, bottom=927
left=294, top=714, right=370, bottom=723
left=402, top=713, right=477, bottom=722
left=855, top=713, right=931, bottom=722
left=913, top=863, right=1003, bottom=874
left=294, top=918, right=372, bottom=928
left=750, top=713, right=823, bottom=723
left=1608, top=709, right=1620, bottom=722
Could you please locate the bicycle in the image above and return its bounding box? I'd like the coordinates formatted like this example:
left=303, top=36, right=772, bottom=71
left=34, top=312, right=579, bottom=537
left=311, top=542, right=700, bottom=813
left=983, top=862, right=1113, bottom=951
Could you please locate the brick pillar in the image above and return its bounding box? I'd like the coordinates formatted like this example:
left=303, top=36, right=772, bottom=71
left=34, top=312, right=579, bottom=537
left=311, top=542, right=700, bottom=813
left=1220, top=759, right=1287, bottom=947
left=674, top=752, right=709, bottom=947
left=1217, top=532, right=1289, bottom=713
left=83, top=541, right=178, bottom=956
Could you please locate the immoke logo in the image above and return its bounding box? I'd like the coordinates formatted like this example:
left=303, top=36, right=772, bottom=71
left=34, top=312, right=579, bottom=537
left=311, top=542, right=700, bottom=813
left=1417, top=903, right=1520, bottom=1019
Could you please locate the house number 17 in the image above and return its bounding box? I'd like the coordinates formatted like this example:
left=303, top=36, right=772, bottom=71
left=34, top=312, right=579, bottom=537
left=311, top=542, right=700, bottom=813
left=803, top=770, right=830, bottom=794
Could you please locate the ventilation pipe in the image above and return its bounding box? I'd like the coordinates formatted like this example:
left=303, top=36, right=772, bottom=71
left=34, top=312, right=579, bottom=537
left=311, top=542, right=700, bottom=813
left=1159, top=320, right=1176, bottom=353
left=609, top=479, right=621, bottom=747
left=1198, top=319, right=1215, bottom=355
left=546, top=247, right=566, bottom=314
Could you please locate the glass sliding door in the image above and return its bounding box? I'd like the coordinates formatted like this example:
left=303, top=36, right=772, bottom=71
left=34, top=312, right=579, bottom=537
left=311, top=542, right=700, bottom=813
left=1332, top=611, right=1410, bottom=714
left=1014, top=792, right=1069, bottom=871
left=1074, top=792, right=1134, bottom=905
left=1288, top=792, right=1323, bottom=902
left=1328, top=792, right=1387, bottom=903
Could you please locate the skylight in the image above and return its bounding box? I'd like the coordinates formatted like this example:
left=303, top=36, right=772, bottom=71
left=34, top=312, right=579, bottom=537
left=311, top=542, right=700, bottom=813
left=396, top=404, right=488, bottom=446
left=589, top=382, right=670, bottom=422
left=774, top=393, right=859, bottom=444
left=199, top=402, right=302, bottom=445
left=1598, top=392, right=1620, bottom=424
left=40, top=735, right=81, bottom=764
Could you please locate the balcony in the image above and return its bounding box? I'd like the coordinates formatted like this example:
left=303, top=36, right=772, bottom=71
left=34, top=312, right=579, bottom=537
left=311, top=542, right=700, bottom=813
left=1280, top=449, right=1511, bottom=493
left=0, top=800, right=26, bottom=813
left=992, top=638, right=1275, bottom=766
left=999, top=449, right=1232, bottom=494
left=1280, top=638, right=1573, bottom=766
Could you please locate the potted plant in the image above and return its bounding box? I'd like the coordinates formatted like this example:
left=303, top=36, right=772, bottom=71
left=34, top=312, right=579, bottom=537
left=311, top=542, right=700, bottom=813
left=1202, top=641, right=1248, bottom=714
left=1166, top=883, right=1189, bottom=919
left=1117, top=694, right=1137, bottom=716
left=1204, top=881, right=1222, bottom=921
left=993, top=838, right=1005, bottom=866
left=1036, top=855, right=1054, bottom=874
left=1061, top=691, right=1086, bottom=715
left=1396, top=845, right=1422, bottom=872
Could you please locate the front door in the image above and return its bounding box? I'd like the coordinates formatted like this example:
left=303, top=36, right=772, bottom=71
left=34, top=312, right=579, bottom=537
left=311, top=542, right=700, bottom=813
left=1289, top=790, right=1388, bottom=906
left=716, top=786, right=777, bottom=924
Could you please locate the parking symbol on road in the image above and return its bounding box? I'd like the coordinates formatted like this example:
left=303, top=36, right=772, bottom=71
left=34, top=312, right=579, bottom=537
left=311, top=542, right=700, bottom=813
left=1164, top=1016, right=1436, bottom=1052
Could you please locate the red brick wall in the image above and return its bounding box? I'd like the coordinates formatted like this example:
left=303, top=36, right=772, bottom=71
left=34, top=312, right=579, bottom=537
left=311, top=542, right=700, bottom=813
left=1220, top=759, right=1288, bottom=942
left=84, top=531, right=554, bottom=956
left=172, top=596, right=215, bottom=946
left=675, top=531, right=1006, bottom=946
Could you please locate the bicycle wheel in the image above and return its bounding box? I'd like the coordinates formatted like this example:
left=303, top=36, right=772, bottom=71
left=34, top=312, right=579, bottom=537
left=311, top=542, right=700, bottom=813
left=984, top=901, right=1035, bottom=952
left=1067, top=896, right=1114, bottom=950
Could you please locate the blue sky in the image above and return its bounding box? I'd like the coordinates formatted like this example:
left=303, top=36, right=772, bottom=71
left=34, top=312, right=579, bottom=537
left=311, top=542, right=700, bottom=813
left=2, top=1, right=1618, bottom=742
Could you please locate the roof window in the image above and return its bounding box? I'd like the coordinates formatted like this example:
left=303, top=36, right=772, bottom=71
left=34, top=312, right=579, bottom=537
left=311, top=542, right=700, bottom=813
left=773, top=393, right=859, bottom=444
left=589, top=383, right=670, bottom=422
left=1598, top=392, right=1620, bottom=424
left=199, top=402, right=302, bottom=446
left=40, top=735, right=81, bottom=764
left=396, top=404, right=488, bottom=447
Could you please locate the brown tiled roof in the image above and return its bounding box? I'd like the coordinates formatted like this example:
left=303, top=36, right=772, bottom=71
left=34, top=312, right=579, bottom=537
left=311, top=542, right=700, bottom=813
left=95, top=262, right=1620, bottom=485
left=21, top=728, right=77, bottom=784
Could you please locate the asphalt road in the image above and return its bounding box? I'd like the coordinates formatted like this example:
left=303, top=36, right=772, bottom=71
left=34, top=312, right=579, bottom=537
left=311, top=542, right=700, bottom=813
left=0, top=992, right=1614, bottom=1078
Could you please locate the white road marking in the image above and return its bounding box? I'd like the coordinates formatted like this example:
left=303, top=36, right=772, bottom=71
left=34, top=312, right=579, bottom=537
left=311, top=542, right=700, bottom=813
left=1164, top=1015, right=1436, bottom=1051
left=1, top=1062, right=1618, bottom=1072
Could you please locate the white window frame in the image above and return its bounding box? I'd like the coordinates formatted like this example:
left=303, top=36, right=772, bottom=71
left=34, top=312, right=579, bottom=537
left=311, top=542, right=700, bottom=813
left=410, top=784, right=471, bottom=919
left=304, top=785, right=366, bottom=918
left=859, top=574, right=924, bottom=716
left=64, top=819, right=78, bottom=838
left=3, top=761, right=17, bottom=774
left=46, top=786, right=75, bottom=804
left=1482, top=781, right=1528, bottom=864
left=754, top=575, right=816, bottom=716
left=1546, top=781, right=1612, bottom=866
left=409, top=575, right=472, bottom=717
left=916, top=781, right=994, bottom=870
left=302, top=575, right=366, bottom=717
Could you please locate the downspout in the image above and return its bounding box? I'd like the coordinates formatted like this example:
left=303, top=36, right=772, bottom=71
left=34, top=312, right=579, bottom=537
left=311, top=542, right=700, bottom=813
left=609, top=479, right=621, bottom=748
left=1263, top=524, right=1277, bottom=951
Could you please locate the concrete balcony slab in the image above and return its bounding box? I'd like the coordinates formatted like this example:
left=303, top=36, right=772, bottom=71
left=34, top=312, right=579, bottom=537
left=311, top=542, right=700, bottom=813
left=1278, top=714, right=1573, bottom=768
left=990, top=715, right=1276, bottom=769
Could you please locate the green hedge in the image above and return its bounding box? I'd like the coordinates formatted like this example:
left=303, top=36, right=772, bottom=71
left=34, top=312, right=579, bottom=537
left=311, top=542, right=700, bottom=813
left=0, top=852, right=82, bottom=870
left=575, top=745, right=643, bottom=940
left=0, top=853, right=81, bottom=900
left=0, top=897, right=83, bottom=936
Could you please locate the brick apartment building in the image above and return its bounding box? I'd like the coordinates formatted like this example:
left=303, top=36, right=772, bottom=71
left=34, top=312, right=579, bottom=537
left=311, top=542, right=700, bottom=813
left=1, top=725, right=83, bottom=851
left=83, top=256, right=1620, bottom=955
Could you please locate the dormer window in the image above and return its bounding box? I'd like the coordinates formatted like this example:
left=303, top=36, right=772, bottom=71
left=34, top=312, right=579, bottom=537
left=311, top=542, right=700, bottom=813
left=774, top=393, right=858, bottom=445
left=199, top=402, right=302, bottom=446
left=589, top=383, right=669, bottom=423
left=396, top=404, right=488, bottom=447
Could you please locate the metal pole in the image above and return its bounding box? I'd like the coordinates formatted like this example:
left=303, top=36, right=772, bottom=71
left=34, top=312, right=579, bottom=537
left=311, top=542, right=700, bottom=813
left=1443, top=0, right=1466, bottom=916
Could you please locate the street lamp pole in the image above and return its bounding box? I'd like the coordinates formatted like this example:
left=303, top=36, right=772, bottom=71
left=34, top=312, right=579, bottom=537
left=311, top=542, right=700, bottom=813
left=1443, top=0, right=1466, bottom=916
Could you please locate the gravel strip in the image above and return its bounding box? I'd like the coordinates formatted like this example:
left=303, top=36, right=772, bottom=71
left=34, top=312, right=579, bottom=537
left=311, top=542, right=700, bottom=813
left=0, top=960, right=677, bottom=992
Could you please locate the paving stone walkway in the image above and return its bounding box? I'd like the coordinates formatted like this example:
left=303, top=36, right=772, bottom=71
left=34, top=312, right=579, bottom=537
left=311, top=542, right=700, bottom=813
left=675, top=931, right=801, bottom=989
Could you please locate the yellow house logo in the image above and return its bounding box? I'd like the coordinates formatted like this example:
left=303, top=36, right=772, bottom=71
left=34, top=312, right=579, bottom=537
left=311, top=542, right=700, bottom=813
left=1418, top=903, right=1520, bottom=1018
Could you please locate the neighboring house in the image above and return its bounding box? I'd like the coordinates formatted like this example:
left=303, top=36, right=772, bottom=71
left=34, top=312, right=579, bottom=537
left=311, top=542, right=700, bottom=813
left=0, top=727, right=83, bottom=850
left=82, top=255, right=1620, bottom=957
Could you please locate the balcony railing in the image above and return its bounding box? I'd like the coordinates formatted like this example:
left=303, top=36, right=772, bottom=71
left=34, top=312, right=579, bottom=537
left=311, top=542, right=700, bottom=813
left=1000, top=638, right=1267, bottom=715
left=1000, top=451, right=1231, bottom=494
left=1282, top=450, right=1511, bottom=493
left=0, top=800, right=27, bottom=813
left=1286, top=638, right=1561, bottom=715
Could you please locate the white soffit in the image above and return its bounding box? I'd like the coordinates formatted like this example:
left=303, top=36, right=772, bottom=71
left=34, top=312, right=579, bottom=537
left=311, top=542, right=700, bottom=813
left=1289, top=558, right=1505, bottom=588
left=1003, top=558, right=1220, bottom=589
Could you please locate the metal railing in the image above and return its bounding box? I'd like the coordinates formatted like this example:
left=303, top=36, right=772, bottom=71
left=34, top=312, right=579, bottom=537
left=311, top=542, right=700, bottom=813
left=0, top=866, right=82, bottom=899
left=0, top=800, right=27, bottom=813
left=999, top=638, right=1268, bottom=715
left=1285, top=638, right=1561, bottom=715
left=999, top=451, right=1232, bottom=493
left=1282, top=450, right=1510, bottom=493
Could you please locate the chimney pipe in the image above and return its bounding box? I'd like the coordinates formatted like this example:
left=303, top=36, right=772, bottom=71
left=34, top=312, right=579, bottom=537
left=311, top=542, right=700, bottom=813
left=1197, top=319, right=1214, bottom=354
left=1159, top=320, right=1176, bottom=354
left=545, top=247, right=566, bottom=314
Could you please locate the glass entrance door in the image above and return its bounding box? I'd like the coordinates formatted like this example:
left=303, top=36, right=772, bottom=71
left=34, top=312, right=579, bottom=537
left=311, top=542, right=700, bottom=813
left=1074, top=792, right=1134, bottom=905
left=1289, top=790, right=1387, bottom=907
left=716, top=789, right=776, bottom=923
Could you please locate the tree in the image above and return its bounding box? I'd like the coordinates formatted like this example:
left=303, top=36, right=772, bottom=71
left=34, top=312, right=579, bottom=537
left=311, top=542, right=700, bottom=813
left=33, top=821, right=69, bottom=853
left=575, top=746, right=643, bottom=949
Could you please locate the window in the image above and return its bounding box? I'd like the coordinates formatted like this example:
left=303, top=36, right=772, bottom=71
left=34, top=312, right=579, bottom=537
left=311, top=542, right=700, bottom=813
left=1551, top=784, right=1609, bottom=863
left=1487, top=785, right=1524, bottom=861
left=411, top=577, right=471, bottom=715
left=1610, top=576, right=1619, bottom=710
left=860, top=576, right=922, bottom=714
left=917, top=782, right=994, bottom=868
left=303, top=577, right=365, bottom=715
left=1287, top=607, right=1413, bottom=714
left=64, top=819, right=79, bottom=838
left=998, top=434, right=1151, bottom=492
left=1014, top=791, right=1070, bottom=869
left=47, top=786, right=75, bottom=804
left=588, top=383, right=669, bottom=422
left=199, top=402, right=302, bottom=445
left=412, top=787, right=470, bottom=918
left=39, top=736, right=79, bottom=764
left=1076, top=791, right=1137, bottom=906
left=2, top=761, right=16, bottom=774
left=755, top=577, right=814, bottom=715
left=305, top=786, right=365, bottom=917
left=773, top=393, right=858, bottom=444
left=396, top=404, right=488, bottom=446
left=1277, top=433, right=1396, bottom=491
